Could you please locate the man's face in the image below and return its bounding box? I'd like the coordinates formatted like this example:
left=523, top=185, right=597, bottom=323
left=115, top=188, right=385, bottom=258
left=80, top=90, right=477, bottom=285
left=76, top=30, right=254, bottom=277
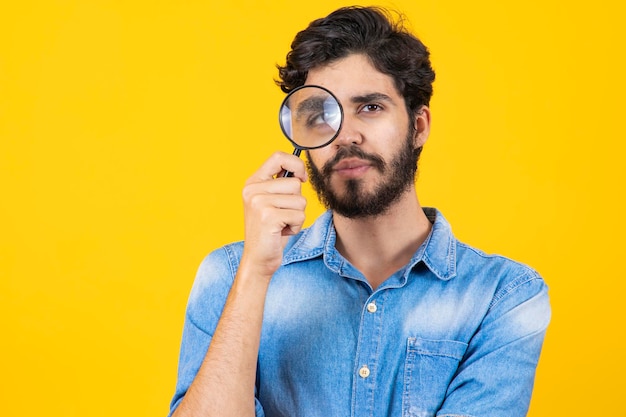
left=304, top=54, right=428, bottom=218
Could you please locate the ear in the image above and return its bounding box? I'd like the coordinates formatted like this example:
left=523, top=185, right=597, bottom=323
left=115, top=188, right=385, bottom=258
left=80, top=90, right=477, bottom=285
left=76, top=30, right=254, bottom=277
left=412, top=105, right=431, bottom=148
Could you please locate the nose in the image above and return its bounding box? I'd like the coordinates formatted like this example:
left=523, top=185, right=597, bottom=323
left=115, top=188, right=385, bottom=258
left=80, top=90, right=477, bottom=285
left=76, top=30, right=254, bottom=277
left=333, top=113, right=363, bottom=148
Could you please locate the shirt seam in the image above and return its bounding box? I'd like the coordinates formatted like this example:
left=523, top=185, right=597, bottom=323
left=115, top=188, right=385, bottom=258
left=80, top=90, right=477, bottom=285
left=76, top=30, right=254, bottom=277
left=437, top=414, right=476, bottom=417
left=223, top=243, right=243, bottom=276
left=187, top=245, right=240, bottom=336
left=186, top=307, right=213, bottom=337
left=488, top=270, right=541, bottom=311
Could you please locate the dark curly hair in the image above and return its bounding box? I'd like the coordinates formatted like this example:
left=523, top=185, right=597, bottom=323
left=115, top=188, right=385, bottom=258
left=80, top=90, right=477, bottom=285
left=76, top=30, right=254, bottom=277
left=276, top=6, right=436, bottom=118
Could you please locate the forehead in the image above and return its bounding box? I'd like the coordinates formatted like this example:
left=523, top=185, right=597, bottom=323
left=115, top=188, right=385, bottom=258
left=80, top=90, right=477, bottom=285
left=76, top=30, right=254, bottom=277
left=304, top=54, right=403, bottom=105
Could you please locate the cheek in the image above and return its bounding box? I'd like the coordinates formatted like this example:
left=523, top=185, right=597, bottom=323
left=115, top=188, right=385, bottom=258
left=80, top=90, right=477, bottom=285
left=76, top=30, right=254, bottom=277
left=306, top=148, right=330, bottom=170
left=371, top=125, right=408, bottom=153
left=367, top=113, right=408, bottom=139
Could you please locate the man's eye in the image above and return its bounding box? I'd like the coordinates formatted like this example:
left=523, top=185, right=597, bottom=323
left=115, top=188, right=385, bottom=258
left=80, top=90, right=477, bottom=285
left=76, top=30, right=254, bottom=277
left=306, top=112, right=325, bottom=127
left=362, top=104, right=382, bottom=112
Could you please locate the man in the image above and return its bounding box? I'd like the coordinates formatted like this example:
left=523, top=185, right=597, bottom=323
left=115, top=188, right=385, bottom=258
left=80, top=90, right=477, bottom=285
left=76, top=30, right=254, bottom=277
left=168, top=6, right=550, bottom=417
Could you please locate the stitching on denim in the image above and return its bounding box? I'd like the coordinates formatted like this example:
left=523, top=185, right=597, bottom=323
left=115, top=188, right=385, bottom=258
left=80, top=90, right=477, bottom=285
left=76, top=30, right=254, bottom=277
left=283, top=249, right=324, bottom=264
left=186, top=307, right=213, bottom=337
left=223, top=243, right=242, bottom=278
left=284, top=225, right=310, bottom=252
left=420, top=227, right=457, bottom=281
left=402, top=338, right=416, bottom=415
left=488, top=270, right=540, bottom=311
left=437, top=414, right=475, bottom=417
left=281, top=220, right=328, bottom=265
left=408, top=338, right=468, bottom=360
left=186, top=245, right=240, bottom=336
left=415, top=350, right=466, bottom=360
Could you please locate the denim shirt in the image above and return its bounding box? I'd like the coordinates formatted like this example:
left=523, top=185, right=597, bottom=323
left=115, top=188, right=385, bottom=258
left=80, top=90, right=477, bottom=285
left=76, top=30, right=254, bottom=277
left=169, top=208, right=550, bottom=417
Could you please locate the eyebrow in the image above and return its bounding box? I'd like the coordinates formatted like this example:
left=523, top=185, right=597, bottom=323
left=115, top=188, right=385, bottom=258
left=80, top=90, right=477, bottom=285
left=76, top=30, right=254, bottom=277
left=295, top=96, right=326, bottom=121
left=350, top=92, right=394, bottom=105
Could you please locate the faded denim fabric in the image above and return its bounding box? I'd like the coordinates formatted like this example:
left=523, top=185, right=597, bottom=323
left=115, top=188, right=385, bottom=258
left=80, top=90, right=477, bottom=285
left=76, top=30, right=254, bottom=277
left=169, top=208, right=550, bottom=417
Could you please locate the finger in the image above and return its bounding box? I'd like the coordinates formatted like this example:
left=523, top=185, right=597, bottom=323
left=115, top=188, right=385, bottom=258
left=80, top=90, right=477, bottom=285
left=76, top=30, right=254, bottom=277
left=243, top=178, right=303, bottom=203
left=247, top=152, right=307, bottom=184
left=247, top=193, right=307, bottom=213
left=274, top=207, right=306, bottom=236
left=245, top=204, right=306, bottom=240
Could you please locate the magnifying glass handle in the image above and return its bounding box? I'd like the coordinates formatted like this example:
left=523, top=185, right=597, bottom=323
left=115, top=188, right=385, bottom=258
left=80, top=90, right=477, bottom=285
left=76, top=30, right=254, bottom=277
left=282, top=148, right=302, bottom=178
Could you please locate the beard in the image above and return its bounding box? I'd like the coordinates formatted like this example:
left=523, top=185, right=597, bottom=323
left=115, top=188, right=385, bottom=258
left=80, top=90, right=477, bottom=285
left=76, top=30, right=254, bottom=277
left=306, top=127, right=422, bottom=219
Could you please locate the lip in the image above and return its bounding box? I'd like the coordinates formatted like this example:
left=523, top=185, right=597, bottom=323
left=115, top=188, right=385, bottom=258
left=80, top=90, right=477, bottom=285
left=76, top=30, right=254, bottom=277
left=331, top=158, right=373, bottom=177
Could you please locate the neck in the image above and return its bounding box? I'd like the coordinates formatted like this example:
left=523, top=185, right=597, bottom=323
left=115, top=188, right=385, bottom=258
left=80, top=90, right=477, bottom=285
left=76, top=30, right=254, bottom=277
left=332, top=189, right=432, bottom=290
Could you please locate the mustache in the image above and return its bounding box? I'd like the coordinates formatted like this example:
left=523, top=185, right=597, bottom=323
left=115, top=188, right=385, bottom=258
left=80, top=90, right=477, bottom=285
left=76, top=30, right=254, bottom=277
left=321, top=145, right=386, bottom=177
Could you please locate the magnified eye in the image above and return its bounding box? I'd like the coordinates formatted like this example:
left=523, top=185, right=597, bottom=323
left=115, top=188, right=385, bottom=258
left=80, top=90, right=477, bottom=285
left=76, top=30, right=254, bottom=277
left=306, top=112, right=326, bottom=128
left=280, top=85, right=343, bottom=150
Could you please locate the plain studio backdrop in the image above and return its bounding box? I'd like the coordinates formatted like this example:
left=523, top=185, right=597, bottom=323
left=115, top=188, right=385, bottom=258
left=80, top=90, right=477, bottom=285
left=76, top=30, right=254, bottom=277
left=1, top=1, right=624, bottom=416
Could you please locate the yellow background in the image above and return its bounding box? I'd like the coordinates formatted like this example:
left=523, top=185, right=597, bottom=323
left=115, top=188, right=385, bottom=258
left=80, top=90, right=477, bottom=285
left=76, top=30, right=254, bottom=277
left=1, top=1, right=624, bottom=415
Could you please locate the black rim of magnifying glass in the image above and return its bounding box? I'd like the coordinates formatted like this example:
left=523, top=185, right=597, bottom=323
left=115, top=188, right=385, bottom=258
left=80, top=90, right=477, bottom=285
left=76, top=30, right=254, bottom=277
left=278, top=84, right=344, bottom=151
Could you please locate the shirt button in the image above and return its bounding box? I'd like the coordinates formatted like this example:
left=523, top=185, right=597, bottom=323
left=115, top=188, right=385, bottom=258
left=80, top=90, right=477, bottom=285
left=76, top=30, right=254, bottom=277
left=366, top=302, right=377, bottom=313
left=359, top=365, right=370, bottom=378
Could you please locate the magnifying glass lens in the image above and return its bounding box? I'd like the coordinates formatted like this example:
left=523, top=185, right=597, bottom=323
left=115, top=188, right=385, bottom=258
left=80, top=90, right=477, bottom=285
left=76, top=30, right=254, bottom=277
left=279, top=85, right=343, bottom=150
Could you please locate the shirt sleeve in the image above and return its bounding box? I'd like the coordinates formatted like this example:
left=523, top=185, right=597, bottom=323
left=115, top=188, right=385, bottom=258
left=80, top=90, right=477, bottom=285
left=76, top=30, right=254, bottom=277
left=167, top=245, right=266, bottom=417
left=437, top=270, right=551, bottom=417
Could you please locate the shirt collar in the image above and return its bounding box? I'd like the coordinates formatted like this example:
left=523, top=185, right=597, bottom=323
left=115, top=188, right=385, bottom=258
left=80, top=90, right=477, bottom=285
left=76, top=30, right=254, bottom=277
left=413, top=207, right=457, bottom=281
left=282, top=208, right=457, bottom=281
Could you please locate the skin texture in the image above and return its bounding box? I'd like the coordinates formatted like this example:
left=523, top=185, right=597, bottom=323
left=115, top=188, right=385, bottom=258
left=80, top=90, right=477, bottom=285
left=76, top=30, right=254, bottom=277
left=171, top=53, right=433, bottom=416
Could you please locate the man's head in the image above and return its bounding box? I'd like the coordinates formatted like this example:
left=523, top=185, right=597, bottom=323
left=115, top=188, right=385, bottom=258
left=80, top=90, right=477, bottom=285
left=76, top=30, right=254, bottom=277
left=277, top=6, right=435, bottom=121
left=277, top=7, right=435, bottom=218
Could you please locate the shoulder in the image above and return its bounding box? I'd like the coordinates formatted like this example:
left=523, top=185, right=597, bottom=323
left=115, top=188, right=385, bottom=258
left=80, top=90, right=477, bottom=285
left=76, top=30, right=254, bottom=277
left=182, top=242, right=249, bottom=333
left=195, top=242, right=244, bottom=284
left=186, top=242, right=244, bottom=314
left=422, top=208, right=546, bottom=294
left=455, top=240, right=546, bottom=292
left=454, top=240, right=551, bottom=330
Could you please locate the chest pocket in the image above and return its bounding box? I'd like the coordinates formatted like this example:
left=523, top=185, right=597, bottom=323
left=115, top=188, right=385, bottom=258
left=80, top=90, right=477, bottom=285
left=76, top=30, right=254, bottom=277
left=402, top=337, right=468, bottom=417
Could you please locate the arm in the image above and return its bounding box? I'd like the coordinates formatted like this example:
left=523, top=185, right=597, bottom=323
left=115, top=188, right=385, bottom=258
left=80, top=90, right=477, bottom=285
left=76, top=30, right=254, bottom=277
left=170, top=152, right=308, bottom=417
left=437, top=272, right=551, bottom=417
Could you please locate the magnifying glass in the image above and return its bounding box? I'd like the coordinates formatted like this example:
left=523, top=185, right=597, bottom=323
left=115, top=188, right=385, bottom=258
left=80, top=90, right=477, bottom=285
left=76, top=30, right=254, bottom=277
left=278, top=85, right=344, bottom=177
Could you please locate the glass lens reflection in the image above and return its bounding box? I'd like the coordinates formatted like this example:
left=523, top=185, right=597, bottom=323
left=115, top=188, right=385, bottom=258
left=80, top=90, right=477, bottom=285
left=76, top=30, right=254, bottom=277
left=280, top=86, right=342, bottom=149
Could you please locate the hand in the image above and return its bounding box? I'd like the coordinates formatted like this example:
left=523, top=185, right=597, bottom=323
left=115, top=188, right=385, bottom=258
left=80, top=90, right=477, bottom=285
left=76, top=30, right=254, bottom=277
left=240, top=152, right=308, bottom=279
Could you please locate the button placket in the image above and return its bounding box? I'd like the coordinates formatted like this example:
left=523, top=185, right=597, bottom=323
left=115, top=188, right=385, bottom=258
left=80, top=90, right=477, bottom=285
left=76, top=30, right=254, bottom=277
left=352, top=292, right=387, bottom=415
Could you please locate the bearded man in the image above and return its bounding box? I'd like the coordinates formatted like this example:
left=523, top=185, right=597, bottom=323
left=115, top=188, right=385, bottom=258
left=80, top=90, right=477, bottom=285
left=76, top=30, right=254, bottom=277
left=168, top=6, right=551, bottom=417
